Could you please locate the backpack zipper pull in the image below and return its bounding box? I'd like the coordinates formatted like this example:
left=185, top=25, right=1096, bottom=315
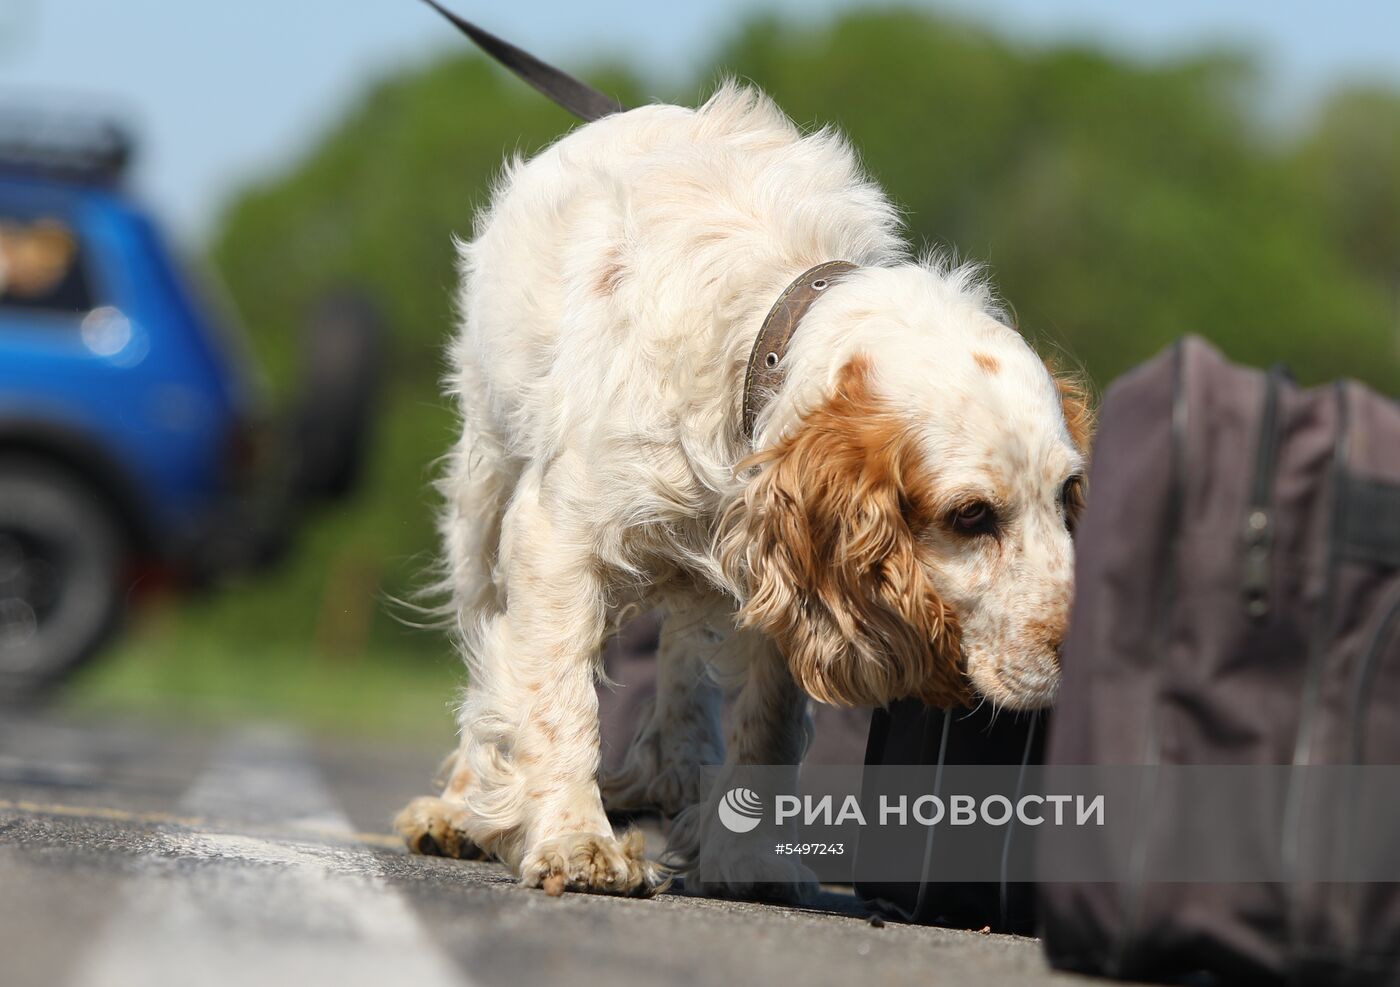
left=1242, top=507, right=1272, bottom=618
left=1242, top=369, right=1286, bottom=620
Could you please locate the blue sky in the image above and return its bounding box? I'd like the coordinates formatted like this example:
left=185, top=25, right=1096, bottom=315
left=2, top=1, right=1398, bottom=243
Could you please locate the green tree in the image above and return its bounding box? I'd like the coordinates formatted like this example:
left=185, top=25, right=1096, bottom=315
left=73, top=7, right=1400, bottom=734
left=1293, top=86, right=1400, bottom=321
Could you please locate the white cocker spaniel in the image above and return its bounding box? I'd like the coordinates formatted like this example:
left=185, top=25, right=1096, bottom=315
left=397, top=83, right=1091, bottom=898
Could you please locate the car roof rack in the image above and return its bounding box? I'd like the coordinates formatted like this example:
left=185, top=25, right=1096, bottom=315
left=0, top=106, right=133, bottom=187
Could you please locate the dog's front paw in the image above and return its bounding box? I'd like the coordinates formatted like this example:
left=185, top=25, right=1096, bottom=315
left=683, top=851, right=820, bottom=906
left=394, top=796, right=486, bottom=860
left=520, top=828, right=667, bottom=897
left=664, top=801, right=819, bottom=905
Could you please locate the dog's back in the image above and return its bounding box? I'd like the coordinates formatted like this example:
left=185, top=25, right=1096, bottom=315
left=447, top=83, right=903, bottom=474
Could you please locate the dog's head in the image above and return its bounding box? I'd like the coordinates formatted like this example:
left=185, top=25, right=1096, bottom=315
left=722, top=265, right=1092, bottom=711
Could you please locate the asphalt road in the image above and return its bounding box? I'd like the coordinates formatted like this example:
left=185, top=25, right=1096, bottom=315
left=0, top=712, right=1102, bottom=987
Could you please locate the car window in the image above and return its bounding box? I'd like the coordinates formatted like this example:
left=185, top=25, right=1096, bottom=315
left=0, top=213, right=93, bottom=315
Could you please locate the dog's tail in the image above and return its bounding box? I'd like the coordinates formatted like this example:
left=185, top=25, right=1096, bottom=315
left=419, top=1, right=627, bottom=122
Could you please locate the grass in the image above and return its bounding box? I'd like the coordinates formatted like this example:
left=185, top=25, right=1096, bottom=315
left=66, top=613, right=461, bottom=745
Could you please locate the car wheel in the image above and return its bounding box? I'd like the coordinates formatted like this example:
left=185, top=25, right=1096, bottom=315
left=0, top=457, right=126, bottom=702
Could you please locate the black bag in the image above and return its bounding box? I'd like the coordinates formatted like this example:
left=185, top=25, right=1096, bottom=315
left=1042, top=336, right=1400, bottom=985
left=856, top=699, right=1045, bottom=933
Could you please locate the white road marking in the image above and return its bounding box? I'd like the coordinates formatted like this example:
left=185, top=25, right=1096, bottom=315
left=69, top=727, right=469, bottom=987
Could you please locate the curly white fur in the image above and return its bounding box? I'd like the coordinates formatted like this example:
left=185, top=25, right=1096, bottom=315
left=396, top=83, right=1087, bottom=897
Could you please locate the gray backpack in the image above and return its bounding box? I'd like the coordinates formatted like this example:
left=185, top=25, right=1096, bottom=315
left=1043, top=336, right=1400, bottom=985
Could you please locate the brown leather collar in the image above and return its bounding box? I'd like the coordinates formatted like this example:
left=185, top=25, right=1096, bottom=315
left=742, top=260, right=859, bottom=439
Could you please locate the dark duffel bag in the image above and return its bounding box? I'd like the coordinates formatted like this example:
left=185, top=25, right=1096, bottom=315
left=1042, top=335, right=1400, bottom=985
left=856, top=699, right=1046, bottom=933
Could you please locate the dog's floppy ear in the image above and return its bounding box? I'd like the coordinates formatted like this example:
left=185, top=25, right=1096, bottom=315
left=1048, top=360, right=1096, bottom=455
left=720, top=357, right=968, bottom=708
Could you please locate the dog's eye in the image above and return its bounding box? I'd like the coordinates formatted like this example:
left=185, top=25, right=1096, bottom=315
left=949, top=500, right=996, bottom=536
left=1061, top=475, right=1085, bottom=529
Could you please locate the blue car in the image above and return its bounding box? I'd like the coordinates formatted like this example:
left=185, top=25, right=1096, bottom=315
left=0, top=118, right=381, bottom=698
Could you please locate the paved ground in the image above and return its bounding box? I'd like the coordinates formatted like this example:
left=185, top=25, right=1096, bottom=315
left=0, top=712, right=1099, bottom=987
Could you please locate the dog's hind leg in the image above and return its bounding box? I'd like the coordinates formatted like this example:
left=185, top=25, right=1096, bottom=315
left=435, top=364, right=517, bottom=620
left=397, top=370, right=514, bottom=862
left=394, top=745, right=486, bottom=859
left=601, top=602, right=726, bottom=819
